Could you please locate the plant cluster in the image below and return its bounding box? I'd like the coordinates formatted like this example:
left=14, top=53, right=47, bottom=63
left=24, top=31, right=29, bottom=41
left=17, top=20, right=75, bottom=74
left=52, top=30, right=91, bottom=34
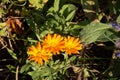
left=23, top=34, right=82, bottom=80
left=27, top=34, right=82, bottom=65
left=0, top=0, right=120, bottom=80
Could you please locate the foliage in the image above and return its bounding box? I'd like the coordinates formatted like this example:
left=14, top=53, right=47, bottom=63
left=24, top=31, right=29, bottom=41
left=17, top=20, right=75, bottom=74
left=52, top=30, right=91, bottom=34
left=0, top=0, right=120, bottom=80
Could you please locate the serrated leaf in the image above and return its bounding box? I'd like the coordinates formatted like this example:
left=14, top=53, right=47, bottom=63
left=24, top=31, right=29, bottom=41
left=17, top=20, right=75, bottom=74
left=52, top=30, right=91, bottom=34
left=80, top=22, right=112, bottom=44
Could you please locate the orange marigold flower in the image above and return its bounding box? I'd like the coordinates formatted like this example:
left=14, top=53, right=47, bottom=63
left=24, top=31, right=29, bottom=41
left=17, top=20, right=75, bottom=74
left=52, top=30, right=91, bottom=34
left=27, top=42, right=52, bottom=65
left=43, top=34, right=64, bottom=55
left=64, top=36, right=82, bottom=55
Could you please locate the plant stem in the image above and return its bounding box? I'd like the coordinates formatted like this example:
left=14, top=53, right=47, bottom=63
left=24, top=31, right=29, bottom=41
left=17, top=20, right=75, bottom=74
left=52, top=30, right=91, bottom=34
left=16, top=65, right=19, bottom=80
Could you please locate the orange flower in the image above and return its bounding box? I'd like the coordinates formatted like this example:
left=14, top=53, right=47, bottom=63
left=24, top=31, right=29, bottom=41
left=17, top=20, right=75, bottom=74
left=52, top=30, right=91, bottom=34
left=6, top=18, right=23, bottom=34
left=43, top=34, right=64, bottom=55
left=27, top=42, right=52, bottom=65
left=64, top=36, right=82, bottom=55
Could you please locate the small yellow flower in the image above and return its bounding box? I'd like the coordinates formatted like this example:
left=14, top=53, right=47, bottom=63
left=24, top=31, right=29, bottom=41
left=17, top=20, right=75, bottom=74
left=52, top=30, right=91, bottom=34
left=27, top=42, right=52, bottom=65
left=43, top=34, right=64, bottom=55
left=64, top=36, right=82, bottom=55
left=42, top=0, right=48, bottom=3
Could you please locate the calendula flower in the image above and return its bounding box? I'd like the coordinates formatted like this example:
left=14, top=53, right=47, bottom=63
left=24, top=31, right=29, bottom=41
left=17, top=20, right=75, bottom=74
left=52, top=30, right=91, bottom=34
left=64, top=36, right=82, bottom=55
left=43, top=34, right=64, bottom=55
left=6, top=18, right=23, bottom=34
left=27, top=42, right=52, bottom=65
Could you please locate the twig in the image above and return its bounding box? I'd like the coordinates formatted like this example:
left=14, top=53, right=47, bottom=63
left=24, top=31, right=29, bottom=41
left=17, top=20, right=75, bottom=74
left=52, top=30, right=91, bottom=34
left=15, top=65, right=19, bottom=80
left=8, top=38, right=14, bottom=50
left=77, top=45, right=87, bottom=80
left=77, top=70, right=82, bottom=80
left=0, top=37, right=7, bottom=50
left=79, top=44, right=86, bottom=58
left=5, top=74, right=9, bottom=80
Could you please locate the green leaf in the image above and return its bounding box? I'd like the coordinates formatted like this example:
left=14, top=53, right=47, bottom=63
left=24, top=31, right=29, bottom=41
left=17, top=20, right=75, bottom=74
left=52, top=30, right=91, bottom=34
left=0, top=8, right=3, bottom=18
left=1, top=0, right=10, bottom=3
left=6, top=65, right=16, bottom=73
left=54, top=59, right=60, bottom=64
left=54, top=0, right=60, bottom=12
left=108, top=78, right=119, bottom=80
left=28, top=70, right=42, bottom=80
left=40, top=66, right=52, bottom=77
left=68, top=55, right=77, bottom=62
left=20, top=63, right=32, bottom=73
left=29, top=0, right=43, bottom=9
left=0, top=27, right=7, bottom=36
left=70, top=24, right=83, bottom=30
left=45, top=76, right=53, bottom=80
left=40, top=30, right=53, bottom=38
left=7, top=48, right=17, bottom=60
left=70, top=20, right=90, bottom=30
left=80, top=22, right=112, bottom=44
left=97, top=29, right=118, bottom=42
left=116, top=15, right=120, bottom=23
left=66, top=10, right=76, bottom=21
left=27, top=37, right=38, bottom=43
left=26, top=17, right=41, bottom=40
left=30, top=62, right=41, bottom=71
left=28, top=65, right=54, bottom=80
left=59, top=4, right=77, bottom=21
left=63, top=53, right=68, bottom=61
left=26, top=17, right=37, bottom=28
left=0, top=22, right=6, bottom=28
